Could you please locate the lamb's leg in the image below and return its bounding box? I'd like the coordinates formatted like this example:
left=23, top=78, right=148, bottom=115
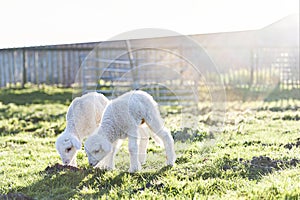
left=137, top=126, right=149, bottom=165
left=155, top=128, right=176, bottom=166
left=146, top=114, right=176, bottom=166
left=128, top=130, right=141, bottom=173
left=107, top=139, right=123, bottom=169
left=97, top=140, right=123, bottom=170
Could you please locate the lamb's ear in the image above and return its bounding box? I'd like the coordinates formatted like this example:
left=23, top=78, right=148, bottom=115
left=101, top=142, right=112, bottom=153
left=71, top=137, right=81, bottom=150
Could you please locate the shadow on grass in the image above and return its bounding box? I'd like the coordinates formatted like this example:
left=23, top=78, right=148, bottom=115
left=78, top=166, right=172, bottom=199
left=0, top=86, right=73, bottom=105
left=17, top=168, right=88, bottom=199
left=16, top=166, right=172, bottom=199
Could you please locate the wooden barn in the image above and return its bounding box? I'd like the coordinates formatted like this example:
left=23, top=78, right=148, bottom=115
left=0, top=14, right=298, bottom=104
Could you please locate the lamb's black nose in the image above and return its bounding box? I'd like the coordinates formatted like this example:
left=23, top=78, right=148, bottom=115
left=89, top=163, right=93, bottom=166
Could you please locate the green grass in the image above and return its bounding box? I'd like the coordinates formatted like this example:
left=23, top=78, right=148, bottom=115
left=0, top=85, right=299, bottom=199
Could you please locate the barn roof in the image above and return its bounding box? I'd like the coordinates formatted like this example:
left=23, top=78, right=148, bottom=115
left=192, top=14, right=299, bottom=48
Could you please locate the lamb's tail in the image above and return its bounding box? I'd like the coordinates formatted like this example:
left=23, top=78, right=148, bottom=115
left=139, top=124, right=163, bottom=147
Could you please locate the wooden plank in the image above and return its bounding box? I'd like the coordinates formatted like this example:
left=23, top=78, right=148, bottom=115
left=0, top=54, right=3, bottom=87
left=2, top=53, right=7, bottom=86
left=39, top=51, right=45, bottom=84
left=61, top=51, right=65, bottom=85
left=34, top=51, right=39, bottom=84
left=14, top=50, right=20, bottom=83
left=68, top=51, right=72, bottom=86
left=3, top=52, right=8, bottom=86
left=46, top=51, right=52, bottom=84
left=7, top=52, right=12, bottom=87
left=42, top=51, right=47, bottom=84
left=11, top=51, right=17, bottom=85
left=88, top=57, right=135, bottom=64
left=22, top=50, right=27, bottom=87
left=27, top=51, right=33, bottom=83
left=52, top=51, right=57, bottom=84
left=73, top=50, right=80, bottom=84
left=58, top=51, right=63, bottom=85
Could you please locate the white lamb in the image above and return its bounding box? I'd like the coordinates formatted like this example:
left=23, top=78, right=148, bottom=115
left=84, top=90, right=176, bottom=173
left=55, top=92, right=158, bottom=168
left=55, top=92, right=109, bottom=166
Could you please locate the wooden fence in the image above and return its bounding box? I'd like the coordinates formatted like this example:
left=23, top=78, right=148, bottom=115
left=213, top=47, right=300, bottom=89
left=77, top=39, right=203, bottom=106
left=0, top=35, right=299, bottom=104
left=0, top=43, right=97, bottom=88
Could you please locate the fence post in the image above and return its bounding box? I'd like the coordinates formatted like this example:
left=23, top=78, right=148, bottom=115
left=125, top=40, right=138, bottom=89
left=22, top=49, right=27, bottom=88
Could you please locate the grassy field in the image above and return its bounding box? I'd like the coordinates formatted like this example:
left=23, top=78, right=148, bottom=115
left=0, top=85, right=299, bottom=199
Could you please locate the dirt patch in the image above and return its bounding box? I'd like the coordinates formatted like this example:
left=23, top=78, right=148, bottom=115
left=133, top=182, right=165, bottom=193
left=283, top=138, right=300, bottom=150
left=0, top=193, right=34, bottom=200
left=237, top=138, right=300, bottom=150
left=172, top=128, right=207, bottom=142
left=222, top=155, right=300, bottom=180
left=44, top=163, right=81, bottom=173
left=246, top=156, right=300, bottom=170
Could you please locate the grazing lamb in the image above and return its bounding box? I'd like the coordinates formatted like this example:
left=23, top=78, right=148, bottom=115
left=84, top=90, right=176, bottom=173
left=55, top=92, right=159, bottom=168
left=55, top=92, right=109, bottom=166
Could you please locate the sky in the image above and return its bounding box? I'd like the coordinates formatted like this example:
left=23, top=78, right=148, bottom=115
left=0, top=0, right=298, bottom=48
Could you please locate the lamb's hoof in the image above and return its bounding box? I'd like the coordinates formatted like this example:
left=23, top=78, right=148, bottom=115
left=139, top=153, right=147, bottom=165
left=166, top=157, right=176, bottom=166
left=104, top=166, right=114, bottom=171
left=139, top=158, right=146, bottom=165
left=166, top=162, right=175, bottom=167
left=95, top=163, right=114, bottom=170
left=140, top=161, right=146, bottom=166
left=98, top=165, right=114, bottom=171
left=128, top=164, right=141, bottom=173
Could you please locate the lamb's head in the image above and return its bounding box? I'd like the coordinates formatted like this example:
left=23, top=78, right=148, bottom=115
left=55, top=132, right=81, bottom=166
left=84, top=133, right=112, bottom=167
